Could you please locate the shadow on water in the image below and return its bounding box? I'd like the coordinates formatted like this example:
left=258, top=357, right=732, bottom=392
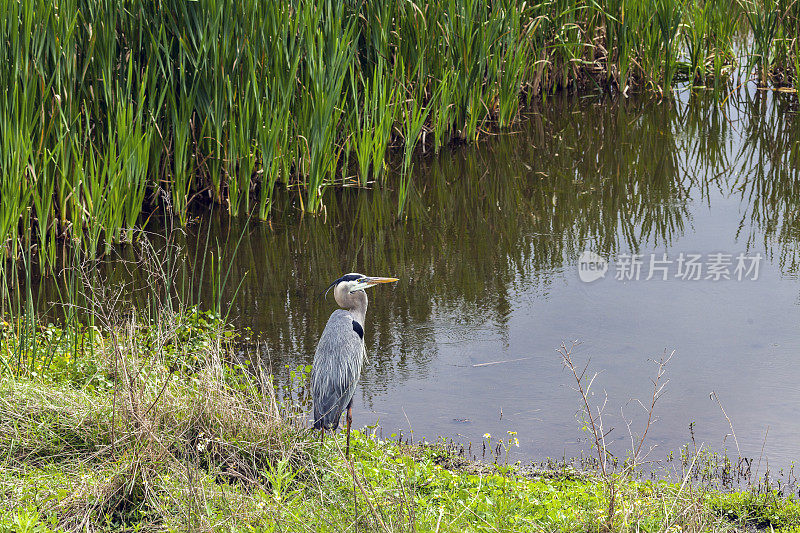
left=18, top=85, right=800, bottom=467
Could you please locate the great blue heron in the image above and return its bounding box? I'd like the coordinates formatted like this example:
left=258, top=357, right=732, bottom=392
left=312, top=273, right=398, bottom=457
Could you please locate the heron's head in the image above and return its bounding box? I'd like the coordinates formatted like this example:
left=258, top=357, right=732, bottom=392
left=324, top=273, right=399, bottom=307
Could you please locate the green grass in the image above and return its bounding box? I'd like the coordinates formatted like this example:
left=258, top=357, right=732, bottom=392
left=7, top=0, right=800, bottom=269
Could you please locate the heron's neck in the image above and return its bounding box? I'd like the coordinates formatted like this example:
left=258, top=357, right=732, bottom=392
left=343, top=290, right=368, bottom=326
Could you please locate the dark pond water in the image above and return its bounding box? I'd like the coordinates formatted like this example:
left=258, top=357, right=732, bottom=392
left=29, top=85, right=800, bottom=471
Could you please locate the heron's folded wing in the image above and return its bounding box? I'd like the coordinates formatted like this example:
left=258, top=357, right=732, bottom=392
left=312, top=310, right=366, bottom=430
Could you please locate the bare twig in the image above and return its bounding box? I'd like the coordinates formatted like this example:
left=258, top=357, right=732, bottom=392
left=752, top=426, right=770, bottom=489
left=560, top=343, right=676, bottom=530
left=710, top=390, right=741, bottom=458
left=558, top=341, right=615, bottom=529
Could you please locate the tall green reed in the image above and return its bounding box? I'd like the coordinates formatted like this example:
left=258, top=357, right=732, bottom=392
left=297, top=0, right=356, bottom=213
left=742, top=0, right=780, bottom=86
left=253, top=3, right=302, bottom=220
left=600, top=0, right=631, bottom=91
left=683, top=0, right=709, bottom=83
left=169, top=86, right=196, bottom=226
left=656, top=0, right=683, bottom=90
left=351, top=62, right=400, bottom=185
left=399, top=64, right=433, bottom=216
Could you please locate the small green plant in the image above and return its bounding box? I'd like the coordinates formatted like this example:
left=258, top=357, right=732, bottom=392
left=260, top=456, right=302, bottom=505
left=0, top=507, right=57, bottom=533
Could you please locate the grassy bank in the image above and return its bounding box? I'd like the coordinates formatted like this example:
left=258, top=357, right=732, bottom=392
left=3, top=0, right=800, bottom=268
left=2, top=311, right=800, bottom=532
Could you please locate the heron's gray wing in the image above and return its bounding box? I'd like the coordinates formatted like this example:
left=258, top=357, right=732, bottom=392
left=312, top=309, right=366, bottom=430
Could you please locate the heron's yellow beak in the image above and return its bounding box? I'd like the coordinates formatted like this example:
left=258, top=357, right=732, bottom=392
left=365, top=277, right=399, bottom=284
left=352, top=276, right=399, bottom=291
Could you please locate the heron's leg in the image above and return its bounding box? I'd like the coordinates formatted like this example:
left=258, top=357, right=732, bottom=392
left=346, top=399, right=353, bottom=459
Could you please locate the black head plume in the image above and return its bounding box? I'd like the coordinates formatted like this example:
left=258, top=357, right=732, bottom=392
left=322, top=273, right=363, bottom=299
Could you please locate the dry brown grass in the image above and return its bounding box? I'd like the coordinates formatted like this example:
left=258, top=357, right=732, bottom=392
left=0, top=309, right=320, bottom=531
